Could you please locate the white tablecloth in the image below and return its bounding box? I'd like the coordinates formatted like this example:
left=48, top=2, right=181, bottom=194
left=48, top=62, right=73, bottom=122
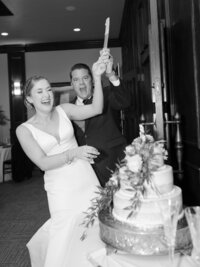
left=0, top=146, right=11, bottom=183
left=65, top=217, right=199, bottom=267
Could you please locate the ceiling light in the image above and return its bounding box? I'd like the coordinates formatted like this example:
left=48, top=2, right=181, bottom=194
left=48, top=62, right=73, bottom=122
left=65, top=6, right=76, bottom=11
left=1, top=32, right=8, bottom=36
left=73, top=28, right=81, bottom=32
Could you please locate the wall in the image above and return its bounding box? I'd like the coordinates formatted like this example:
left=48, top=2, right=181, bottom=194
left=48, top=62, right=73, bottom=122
left=166, top=0, right=200, bottom=205
left=25, top=47, right=122, bottom=118
left=0, top=54, right=10, bottom=143
left=25, top=48, right=122, bottom=83
left=0, top=47, right=122, bottom=138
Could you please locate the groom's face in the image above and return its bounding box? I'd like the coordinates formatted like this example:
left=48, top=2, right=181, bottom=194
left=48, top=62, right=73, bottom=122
left=71, top=68, right=93, bottom=100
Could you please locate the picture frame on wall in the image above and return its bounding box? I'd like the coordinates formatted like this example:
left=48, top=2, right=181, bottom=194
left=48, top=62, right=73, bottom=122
left=51, top=82, right=76, bottom=105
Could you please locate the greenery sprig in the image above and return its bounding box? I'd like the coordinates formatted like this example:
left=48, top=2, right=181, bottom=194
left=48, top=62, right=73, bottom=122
left=80, top=179, right=119, bottom=240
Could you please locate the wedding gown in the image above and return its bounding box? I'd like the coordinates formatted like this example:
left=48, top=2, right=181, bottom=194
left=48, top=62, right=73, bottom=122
left=23, top=105, right=100, bottom=267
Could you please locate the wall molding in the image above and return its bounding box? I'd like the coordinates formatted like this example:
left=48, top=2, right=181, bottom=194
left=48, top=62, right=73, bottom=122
left=0, top=39, right=121, bottom=53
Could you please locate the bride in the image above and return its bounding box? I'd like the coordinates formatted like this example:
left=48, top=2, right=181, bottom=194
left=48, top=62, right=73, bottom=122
left=16, top=49, right=110, bottom=267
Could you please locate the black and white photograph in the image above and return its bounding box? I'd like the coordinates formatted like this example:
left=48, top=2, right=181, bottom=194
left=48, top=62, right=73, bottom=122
left=0, top=0, right=200, bottom=266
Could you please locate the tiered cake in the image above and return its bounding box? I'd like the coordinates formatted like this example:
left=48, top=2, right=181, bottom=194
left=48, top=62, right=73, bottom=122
left=97, top=126, right=191, bottom=255
left=112, top=165, right=183, bottom=228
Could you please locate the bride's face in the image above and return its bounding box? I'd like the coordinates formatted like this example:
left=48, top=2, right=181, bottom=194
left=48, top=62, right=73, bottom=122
left=27, top=79, right=54, bottom=112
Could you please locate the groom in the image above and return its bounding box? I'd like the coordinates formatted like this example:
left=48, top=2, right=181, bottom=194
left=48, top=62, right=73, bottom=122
left=69, top=50, right=131, bottom=187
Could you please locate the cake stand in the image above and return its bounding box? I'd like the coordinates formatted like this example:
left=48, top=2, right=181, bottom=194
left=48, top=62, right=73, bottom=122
left=98, top=208, right=192, bottom=256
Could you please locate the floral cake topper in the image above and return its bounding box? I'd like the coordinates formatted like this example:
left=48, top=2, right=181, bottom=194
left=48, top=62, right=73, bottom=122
left=118, top=125, right=167, bottom=189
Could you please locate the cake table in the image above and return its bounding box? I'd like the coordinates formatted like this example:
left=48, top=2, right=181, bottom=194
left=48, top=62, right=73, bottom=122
left=62, top=214, right=197, bottom=267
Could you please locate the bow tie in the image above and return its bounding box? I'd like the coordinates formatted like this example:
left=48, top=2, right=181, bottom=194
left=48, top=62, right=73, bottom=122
left=83, top=97, right=92, bottom=105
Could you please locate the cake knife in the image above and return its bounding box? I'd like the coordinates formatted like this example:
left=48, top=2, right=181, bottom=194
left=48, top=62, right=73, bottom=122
left=103, top=17, right=110, bottom=49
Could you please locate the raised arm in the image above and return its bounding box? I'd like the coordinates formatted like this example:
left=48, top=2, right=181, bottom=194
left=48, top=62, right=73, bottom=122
left=103, top=50, right=131, bottom=110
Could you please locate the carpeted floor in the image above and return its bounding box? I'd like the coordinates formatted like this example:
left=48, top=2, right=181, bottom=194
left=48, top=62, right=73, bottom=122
left=0, top=168, right=49, bottom=267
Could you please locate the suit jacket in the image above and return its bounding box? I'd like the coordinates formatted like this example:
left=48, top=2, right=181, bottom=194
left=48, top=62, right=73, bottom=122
left=72, top=80, right=130, bottom=186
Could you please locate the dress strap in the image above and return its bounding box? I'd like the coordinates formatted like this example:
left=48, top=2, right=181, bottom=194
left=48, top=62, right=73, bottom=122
left=22, top=122, right=34, bottom=132
left=21, top=122, right=38, bottom=140
left=56, top=105, right=70, bottom=121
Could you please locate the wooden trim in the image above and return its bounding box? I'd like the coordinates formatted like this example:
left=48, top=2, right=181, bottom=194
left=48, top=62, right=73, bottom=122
left=0, top=45, right=25, bottom=53
left=191, top=0, right=200, bottom=149
left=185, top=161, right=200, bottom=172
left=122, top=70, right=136, bottom=81
left=51, top=82, right=75, bottom=105
left=184, top=161, right=200, bottom=204
left=164, top=0, right=176, bottom=117
left=51, top=82, right=69, bottom=88
left=184, top=139, right=200, bottom=147
left=119, top=0, right=132, bottom=39
left=185, top=161, right=200, bottom=187
left=7, top=52, right=26, bottom=127
left=149, top=0, right=164, bottom=139
left=0, top=39, right=121, bottom=53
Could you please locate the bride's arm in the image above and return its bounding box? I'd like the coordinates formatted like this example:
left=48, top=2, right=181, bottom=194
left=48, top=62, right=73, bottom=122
left=16, top=125, right=100, bottom=171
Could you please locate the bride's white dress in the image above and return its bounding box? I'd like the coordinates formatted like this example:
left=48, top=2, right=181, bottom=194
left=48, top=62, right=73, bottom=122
left=23, top=105, right=100, bottom=267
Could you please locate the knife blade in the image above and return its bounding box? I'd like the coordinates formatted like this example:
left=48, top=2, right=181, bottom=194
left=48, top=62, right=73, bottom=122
left=103, top=17, right=110, bottom=49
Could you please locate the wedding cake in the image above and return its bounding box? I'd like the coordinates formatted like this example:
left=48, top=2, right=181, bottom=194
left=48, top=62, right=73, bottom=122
left=112, top=165, right=183, bottom=228
left=82, top=125, right=191, bottom=255
left=108, top=125, right=181, bottom=226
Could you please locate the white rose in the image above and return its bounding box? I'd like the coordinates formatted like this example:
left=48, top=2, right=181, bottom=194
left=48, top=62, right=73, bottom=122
left=125, top=145, right=133, bottom=154
left=119, top=166, right=128, bottom=180
left=153, top=145, right=163, bottom=155
left=109, top=174, right=118, bottom=186
left=127, top=154, right=143, bottom=173
left=146, top=134, right=154, bottom=142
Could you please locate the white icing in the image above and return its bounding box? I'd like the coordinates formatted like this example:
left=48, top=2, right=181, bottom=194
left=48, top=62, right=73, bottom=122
left=150, top=165, right=173, bottom=194
left=112, top=165, right=183, bottom=228
left=113, top=186, right=182, bottom=228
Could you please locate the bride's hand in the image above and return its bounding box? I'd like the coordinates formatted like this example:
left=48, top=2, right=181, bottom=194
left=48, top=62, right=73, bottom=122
left=92, top=49, right=110, bottom=76
left=72, top=145, right=100, bottom=163
left=92, top=61, right=106, bottom=77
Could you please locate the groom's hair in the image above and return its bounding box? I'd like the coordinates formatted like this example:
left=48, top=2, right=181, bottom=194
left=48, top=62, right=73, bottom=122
left=69, top=63, right=93, bottom=81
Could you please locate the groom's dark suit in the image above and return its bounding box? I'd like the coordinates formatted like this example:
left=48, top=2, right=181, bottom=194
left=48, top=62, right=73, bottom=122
left=72, top=81, right=130, bottom=187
